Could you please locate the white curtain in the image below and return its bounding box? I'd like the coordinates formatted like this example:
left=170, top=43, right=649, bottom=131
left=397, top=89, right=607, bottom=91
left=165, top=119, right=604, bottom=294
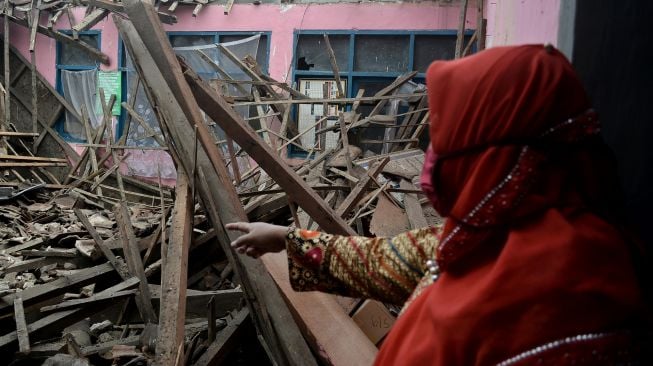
left=61, top=69, right=101, bottom=140
left=122, top=34, right=262, bottom=179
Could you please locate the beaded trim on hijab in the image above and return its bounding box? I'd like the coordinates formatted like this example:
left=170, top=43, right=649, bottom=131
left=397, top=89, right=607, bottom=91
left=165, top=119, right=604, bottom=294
left=425, top=109, right=600, bottom=278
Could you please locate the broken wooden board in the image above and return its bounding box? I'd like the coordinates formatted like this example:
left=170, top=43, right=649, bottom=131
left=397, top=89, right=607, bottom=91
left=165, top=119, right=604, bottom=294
left=400, top=180, right=428, bottom=230
left=155, top=170, right=192, bottom=365
left=262, top=252, right=378, bottom=365
left=370, top=195, right=410, bottom=237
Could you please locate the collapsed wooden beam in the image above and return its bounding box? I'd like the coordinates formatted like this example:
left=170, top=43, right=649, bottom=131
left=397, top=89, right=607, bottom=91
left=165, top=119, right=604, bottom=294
left=72, top=8, right=108, bottom=33
left=336, top=157, right=390, bottom=218
left=39, top=278, right=140, bottom=313
left=6, top=13, right=110, bottom=65
left=0, top=278, right=133, bottom=352
left=155, top=170, right=193, bottom=365
left=114, top=203, right=158, bottom=324
left=182, top=63, right=355, bottom=235
left=194, top=308, right=249, bottom=366
left=14, top=296, right=30, bottom=354
left=0, top=262, right=117, bottom=318
left=81, top=0, right=178, bottom=24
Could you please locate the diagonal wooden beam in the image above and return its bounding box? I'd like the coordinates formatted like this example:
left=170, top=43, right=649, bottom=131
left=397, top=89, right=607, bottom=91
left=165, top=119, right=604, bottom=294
left=74, top=208, right=131, bottom=279
left=72, top=8, right=108, bottom=33
left=194, top=308, right=249, bottom=366
left=6, top=13, right=109, bottom=65
left=183, top=65, right=354, bottom=235
left=336, top=157, right=389, bottom=218
left=0, top=262, right=116, bottom=318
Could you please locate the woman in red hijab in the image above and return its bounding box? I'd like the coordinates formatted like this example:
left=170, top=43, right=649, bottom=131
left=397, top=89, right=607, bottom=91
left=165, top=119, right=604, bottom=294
left=227, top=45, right=649, bottom=365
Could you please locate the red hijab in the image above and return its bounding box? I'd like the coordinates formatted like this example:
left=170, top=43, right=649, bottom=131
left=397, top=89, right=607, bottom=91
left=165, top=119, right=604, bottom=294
left=376, top=45, right=646, bottom=365
left=420, top=44, right=621, bottom=270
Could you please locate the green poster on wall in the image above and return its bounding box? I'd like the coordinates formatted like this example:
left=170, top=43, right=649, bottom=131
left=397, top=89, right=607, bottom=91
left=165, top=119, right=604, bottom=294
left=97, top=71, right=122, bottom=116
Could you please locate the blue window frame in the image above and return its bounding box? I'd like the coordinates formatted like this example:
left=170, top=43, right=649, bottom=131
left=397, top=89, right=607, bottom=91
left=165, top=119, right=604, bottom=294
left=55, top=30, right=101, bottom=142
left=290, top=30, right=473, bottom=157
left=117, top=31, right=271, bottom=140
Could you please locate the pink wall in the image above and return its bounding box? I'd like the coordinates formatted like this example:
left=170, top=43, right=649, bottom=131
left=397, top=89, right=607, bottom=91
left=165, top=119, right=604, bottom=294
left=164, top=3, right=476, bottom=81
left=485, top=0, right=561, bottom=47
left=2, top=2, right=475, bottom=182
left=5, top=2, right=477, bottom=86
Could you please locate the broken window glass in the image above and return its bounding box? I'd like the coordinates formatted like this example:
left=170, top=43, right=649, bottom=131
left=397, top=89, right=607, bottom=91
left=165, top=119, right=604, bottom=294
left=354, top=35, right=409, bottom=73
left=296, top=34, right=350, bottom=72
left=414, top=35, right=470, bottom=73
left=59, top=34, right=100, bottom=66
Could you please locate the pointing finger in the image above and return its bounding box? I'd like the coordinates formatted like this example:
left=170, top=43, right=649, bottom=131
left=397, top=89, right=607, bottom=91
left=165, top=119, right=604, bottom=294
left=225, top=222, right=251, bottom=233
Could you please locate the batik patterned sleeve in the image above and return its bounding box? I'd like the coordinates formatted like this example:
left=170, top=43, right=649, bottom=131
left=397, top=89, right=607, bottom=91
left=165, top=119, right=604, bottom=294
left=286, top=226, right=442, bottom=305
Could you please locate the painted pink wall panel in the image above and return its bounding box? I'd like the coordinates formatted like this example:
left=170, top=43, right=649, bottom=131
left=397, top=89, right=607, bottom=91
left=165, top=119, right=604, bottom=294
left=485, top=0, right=561, bottom=47
left=164, top=3, right=476, bottom=81
left=6, top=3, right=477, bottom=85
left=3, top=3, right=475, bottom=181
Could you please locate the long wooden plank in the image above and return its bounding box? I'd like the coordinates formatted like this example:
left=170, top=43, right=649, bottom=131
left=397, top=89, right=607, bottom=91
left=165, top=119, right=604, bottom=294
left=455, top=0, right=470, bottom=59
left=82, top=0, right=177, bottom=24
left=336, top=157, right=389, bottom=218
left=183, top=65, right=354, bottom=235
left=155, top=170, right=192, bottom=365
left=0, top=154, right=67, bottom=162
left=40, top=277, right=140, bottom=312
left=115, top=12, right=317, bottom=366
left=262, top=252, right=378, bottom=365
left=233, top=92, right=426, bottom=107
left=0, top=162, right=67, bottom=167
left=0, top=262, right=116, bottom=317
left=323, top=34, right=344, bottom=98
left=0, top=279, right=134, bottom=352
left=72, top=8, right=108, bottom=33
left=114, top=203, right=158, bottom=324
left=400, top=180, right=428, bottom=229
left=1, top=238, right=44, bottom=255
left=3, top=13, right=10, bottom=145
left=194, top=308, right=249, bottom=366
left=6, top=14, right=109, bottom=65
left=14, top=296, right=30, bottom=354
left=73, top=208, right=131, bottom=279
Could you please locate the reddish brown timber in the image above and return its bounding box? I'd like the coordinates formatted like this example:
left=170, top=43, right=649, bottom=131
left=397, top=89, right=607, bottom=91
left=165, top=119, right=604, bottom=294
left=155, top=170, right=193, bottom=365
left=114, top=203, right=158, bottom=324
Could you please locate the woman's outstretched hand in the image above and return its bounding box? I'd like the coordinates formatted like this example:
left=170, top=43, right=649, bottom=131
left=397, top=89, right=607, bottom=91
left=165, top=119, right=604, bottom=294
left=225, top=222, right=288, bottom=258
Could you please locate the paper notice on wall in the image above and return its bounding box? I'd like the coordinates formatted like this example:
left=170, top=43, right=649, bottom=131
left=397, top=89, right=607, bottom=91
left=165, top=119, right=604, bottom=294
left=97, top=71, right=122, bottom=116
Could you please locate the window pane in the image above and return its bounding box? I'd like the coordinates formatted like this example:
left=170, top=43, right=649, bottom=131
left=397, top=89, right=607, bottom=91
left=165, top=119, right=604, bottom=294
left=296, top=34, right=349, bottom=72
left=170, top=35, right=215, bottom=47
left=354, top=35, right=409, bottom=72
left=414, top=35, right=474, bottom=72
left=59, top=34, right=99, bottom=66
left=221, top=34, right=269, bottom=71
left=351, top=79, right=396, bottom=154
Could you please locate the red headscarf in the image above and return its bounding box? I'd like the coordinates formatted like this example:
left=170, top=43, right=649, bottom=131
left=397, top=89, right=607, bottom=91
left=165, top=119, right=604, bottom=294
left=420, top=44, right=621, bottom=270
left=376, top=45, right=646, bottom=365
